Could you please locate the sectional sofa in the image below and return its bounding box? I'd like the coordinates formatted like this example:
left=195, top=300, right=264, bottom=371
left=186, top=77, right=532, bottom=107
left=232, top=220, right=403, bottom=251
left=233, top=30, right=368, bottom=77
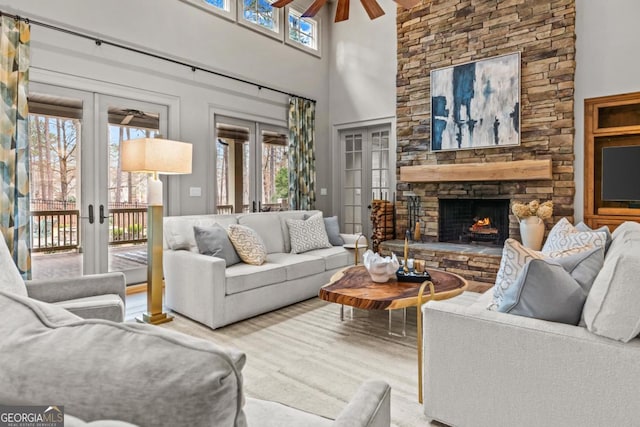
left=163, top=210, right=363, bottom=329
left=422, top=221, right=640, bottom=427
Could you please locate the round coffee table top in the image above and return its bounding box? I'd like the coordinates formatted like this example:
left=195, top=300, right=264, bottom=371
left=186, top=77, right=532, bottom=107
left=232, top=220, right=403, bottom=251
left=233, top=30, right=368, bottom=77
left=319, top=265, right=468, bottom=310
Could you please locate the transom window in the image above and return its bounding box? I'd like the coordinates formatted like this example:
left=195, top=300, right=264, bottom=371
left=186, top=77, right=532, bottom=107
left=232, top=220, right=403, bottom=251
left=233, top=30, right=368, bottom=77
left=288, top=9, right=317, bottom=50
left=181, top=0, right=235, bottom=21
left=242, top=0, right=280, bottom=33
left=204, top=0, right=226, bottom=10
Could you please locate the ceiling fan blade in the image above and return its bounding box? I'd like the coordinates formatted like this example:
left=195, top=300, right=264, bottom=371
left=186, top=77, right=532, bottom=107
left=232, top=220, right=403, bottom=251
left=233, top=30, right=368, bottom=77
left=360, top=0, right=385, bottom=19
left=334, top=0, right=350, bottom=22
left=302, top=0, right=328, bottom=18
left=394, top=0, right=420, bottom=9
left=271, top=0, right=294, bottom=8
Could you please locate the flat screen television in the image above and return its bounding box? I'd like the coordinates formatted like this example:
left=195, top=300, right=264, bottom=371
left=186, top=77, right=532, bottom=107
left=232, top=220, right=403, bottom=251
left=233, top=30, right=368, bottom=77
left=602, top=145, right=640, bottom=201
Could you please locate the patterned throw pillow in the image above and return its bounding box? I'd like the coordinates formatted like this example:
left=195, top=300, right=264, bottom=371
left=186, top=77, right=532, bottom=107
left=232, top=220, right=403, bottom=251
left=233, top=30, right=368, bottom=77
left=489, top=238, right=596, bottom=311
left=227, top=224, right=267, bottom=265
left=575, top=222, right=612, bottom=253
left=287, top=213, right=332, bottom=254
left=542, top=217, right=607, bottom=255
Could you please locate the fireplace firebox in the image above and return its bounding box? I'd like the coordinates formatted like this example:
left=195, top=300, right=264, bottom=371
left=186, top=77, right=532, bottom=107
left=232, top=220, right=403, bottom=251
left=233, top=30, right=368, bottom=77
left=438, top=199, right=510, bottom=245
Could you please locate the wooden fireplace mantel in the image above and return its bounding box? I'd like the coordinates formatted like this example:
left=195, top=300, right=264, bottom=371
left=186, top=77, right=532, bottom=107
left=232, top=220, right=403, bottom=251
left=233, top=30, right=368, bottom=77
left=400, top=159, right=552, bottom=183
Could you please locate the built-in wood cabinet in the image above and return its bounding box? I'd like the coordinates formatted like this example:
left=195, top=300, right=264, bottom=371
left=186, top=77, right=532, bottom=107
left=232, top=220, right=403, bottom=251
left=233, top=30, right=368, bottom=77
left=584, top=92, right=640, bottom=231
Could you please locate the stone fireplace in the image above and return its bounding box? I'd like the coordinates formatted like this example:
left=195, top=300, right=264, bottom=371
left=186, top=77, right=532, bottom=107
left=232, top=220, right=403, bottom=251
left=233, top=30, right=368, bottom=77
left=439, top=198, right=510, bottom=245
left=395, top=0, right=577, bottom=243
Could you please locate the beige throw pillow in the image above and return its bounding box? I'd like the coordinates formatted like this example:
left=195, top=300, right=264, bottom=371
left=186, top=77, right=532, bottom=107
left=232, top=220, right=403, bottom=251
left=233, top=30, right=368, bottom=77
left=227, top=224, right=267, bottom=265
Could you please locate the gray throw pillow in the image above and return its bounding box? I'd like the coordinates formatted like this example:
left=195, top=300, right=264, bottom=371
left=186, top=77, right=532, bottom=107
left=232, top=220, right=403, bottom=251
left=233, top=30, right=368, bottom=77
left=496, top=259, right=587, bottom=325
left=575, top=222, right=613, bottom=254
left=193, top=225, right=241, bottom=267
left=303, top=214, right=344, bottom=246
left=552, top=245, right=604, bottom=293
left=323, top=216, right=344, bottom=246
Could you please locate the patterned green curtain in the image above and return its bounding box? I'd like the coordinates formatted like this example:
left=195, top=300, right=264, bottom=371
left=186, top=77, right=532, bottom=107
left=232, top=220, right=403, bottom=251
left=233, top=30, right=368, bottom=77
left=0, top=17, right=31, bottom=279
left=288, top=97, right=316, bottom=210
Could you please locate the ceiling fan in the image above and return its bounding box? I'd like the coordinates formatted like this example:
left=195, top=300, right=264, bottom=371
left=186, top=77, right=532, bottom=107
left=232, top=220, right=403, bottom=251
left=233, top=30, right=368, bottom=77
left=272, top=0, right=421, bottom=23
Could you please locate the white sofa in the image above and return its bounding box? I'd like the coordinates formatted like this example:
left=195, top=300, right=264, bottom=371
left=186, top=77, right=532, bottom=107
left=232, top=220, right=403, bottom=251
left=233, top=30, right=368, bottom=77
left=163, top=210, right=362, bottom=329
left=422, top=221, right=640, bottom=427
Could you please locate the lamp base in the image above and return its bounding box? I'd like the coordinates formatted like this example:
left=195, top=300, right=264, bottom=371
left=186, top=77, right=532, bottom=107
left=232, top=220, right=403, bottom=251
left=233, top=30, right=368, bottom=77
left=136, top=312, right=173, bottom=325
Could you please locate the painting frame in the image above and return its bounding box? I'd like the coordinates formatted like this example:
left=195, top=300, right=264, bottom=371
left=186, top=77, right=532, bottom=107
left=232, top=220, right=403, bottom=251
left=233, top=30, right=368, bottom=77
left=430, top=52, right=521, bottom=152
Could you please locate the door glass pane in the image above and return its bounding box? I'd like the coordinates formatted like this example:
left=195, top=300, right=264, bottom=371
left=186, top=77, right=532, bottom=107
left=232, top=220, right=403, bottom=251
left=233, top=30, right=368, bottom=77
left=261, top=129, right=289, bottom=211
left=216, top=139, right=231, bottom=213
left=28, top=93, right=83, bottom=279
left=216, top=122, right=251, bottom=213
left=371, top=130, right=391, bottom=201
left=107, top=107, right=159, bottom=281
left=343, top=132, right=363, bottom=234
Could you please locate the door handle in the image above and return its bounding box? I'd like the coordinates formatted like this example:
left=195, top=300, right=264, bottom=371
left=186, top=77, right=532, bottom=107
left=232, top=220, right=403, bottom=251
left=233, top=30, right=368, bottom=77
left=88, top=205, right=94, bottom=224
left=99, top=205, right=108, bottom=224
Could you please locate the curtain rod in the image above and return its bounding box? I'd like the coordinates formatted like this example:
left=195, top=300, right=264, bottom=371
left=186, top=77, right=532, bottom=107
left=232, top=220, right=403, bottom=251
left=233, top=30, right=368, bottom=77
left=1, top=11, right=316, bottom=103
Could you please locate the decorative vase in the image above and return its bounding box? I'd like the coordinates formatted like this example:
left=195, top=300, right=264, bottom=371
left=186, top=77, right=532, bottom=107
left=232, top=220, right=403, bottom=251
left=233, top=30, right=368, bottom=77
left=519, top=216, right=545, bottom=250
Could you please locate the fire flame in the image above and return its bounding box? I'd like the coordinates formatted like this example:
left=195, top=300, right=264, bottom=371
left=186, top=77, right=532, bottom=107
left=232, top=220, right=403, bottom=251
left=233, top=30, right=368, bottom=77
left=471, top=217, right=491, bottom=230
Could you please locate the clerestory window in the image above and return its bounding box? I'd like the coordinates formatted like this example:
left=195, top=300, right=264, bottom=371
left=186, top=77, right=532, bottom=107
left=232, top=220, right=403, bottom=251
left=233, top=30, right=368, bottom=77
left=181, top=0, right=235, bottom=22
left=240, top=0, right=281, bottom=37
left=287, top=8, right=318, bottom=52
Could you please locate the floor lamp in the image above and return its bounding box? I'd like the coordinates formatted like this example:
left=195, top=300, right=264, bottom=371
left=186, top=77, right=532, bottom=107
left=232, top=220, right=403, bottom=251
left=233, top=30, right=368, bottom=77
left=121, top=137, right=192, bottom=324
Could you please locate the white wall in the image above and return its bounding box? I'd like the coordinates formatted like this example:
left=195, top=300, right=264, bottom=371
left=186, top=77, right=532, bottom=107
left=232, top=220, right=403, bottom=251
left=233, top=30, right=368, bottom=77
left=328, top=3, right=397, bottom=124
left=328, top=2, right=397, bottom=211
left=574, top=0, right=640, bottom=221
left=3, top=0, right=331, bottom=215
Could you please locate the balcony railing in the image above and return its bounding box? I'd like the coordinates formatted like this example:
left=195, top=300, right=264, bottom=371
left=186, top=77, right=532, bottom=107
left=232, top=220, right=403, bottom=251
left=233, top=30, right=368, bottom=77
left=216, top=203, right=289, bottom=214
left=30, top=201, right=148, bottom=253
left=31, top=209, right=80, bottom=253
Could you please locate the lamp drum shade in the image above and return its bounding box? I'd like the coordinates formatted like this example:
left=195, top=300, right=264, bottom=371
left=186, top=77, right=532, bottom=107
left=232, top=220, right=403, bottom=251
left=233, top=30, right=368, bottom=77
left=121, top=138, right=192, bottom=175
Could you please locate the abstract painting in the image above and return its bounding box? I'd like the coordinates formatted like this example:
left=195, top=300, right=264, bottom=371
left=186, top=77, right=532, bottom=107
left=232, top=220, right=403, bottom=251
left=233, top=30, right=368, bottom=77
left=431, top=52, right=520, bottom=151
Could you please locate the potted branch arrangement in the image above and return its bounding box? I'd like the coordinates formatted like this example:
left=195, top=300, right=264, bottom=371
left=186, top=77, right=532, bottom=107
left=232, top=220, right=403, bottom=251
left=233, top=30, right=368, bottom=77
left=512, top=200, right=553, bottom=250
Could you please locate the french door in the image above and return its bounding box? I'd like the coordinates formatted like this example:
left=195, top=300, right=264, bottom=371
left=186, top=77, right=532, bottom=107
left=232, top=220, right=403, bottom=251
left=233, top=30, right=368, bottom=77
left=340, top=125, right=394, bottom=239
left=215, top=116, right=289, bottom=213
left=28, top=83, right=167, bottom=284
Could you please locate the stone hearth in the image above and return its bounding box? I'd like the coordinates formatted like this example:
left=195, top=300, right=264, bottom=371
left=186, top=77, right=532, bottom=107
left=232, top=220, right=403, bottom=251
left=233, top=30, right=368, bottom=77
left=379, top=240, right=502, bottom=284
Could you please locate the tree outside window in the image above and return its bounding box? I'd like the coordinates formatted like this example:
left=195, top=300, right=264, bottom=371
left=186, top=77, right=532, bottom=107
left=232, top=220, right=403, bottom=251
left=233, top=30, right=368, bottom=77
left=288, top=10, right=316, bottom=50
left=243, top=0, right=279, bottom=32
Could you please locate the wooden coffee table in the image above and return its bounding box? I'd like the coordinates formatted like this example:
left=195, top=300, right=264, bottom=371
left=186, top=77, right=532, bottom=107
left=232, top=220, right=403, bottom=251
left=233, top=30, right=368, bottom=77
left=319, top=265, right=468, bottom=403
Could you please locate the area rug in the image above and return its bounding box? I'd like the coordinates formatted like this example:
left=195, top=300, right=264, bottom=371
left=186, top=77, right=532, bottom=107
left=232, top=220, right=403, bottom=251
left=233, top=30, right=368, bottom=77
left=111, top=250, right=147, bottom=264
left=163, top=298, right=442, bottom=427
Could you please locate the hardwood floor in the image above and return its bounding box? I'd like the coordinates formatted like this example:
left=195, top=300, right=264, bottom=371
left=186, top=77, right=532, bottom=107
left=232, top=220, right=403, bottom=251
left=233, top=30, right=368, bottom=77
left=124, top=280, right=492, bottom=322
left=124, top=291, right=150, bottom=321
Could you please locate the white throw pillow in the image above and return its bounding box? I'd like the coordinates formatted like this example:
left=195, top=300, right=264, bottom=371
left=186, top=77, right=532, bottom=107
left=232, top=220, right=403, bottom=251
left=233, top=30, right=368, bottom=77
left=542, top=217, right=607, bottom=255
left=489, top=238, right=596, bottom=311
left=287, top=213, right=332, bottom=254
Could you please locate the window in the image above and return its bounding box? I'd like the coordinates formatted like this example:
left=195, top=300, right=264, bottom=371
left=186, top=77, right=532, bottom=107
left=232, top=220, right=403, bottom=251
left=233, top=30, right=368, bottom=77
left=181, top=0, right=235, bottom=22
left=287, top=9, right=318, bottom=53
left=240, top=0, right=281, bottom=37
left=204, top=0, right=225, bottom=9
left=215, top=117, right=289, bottom=213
